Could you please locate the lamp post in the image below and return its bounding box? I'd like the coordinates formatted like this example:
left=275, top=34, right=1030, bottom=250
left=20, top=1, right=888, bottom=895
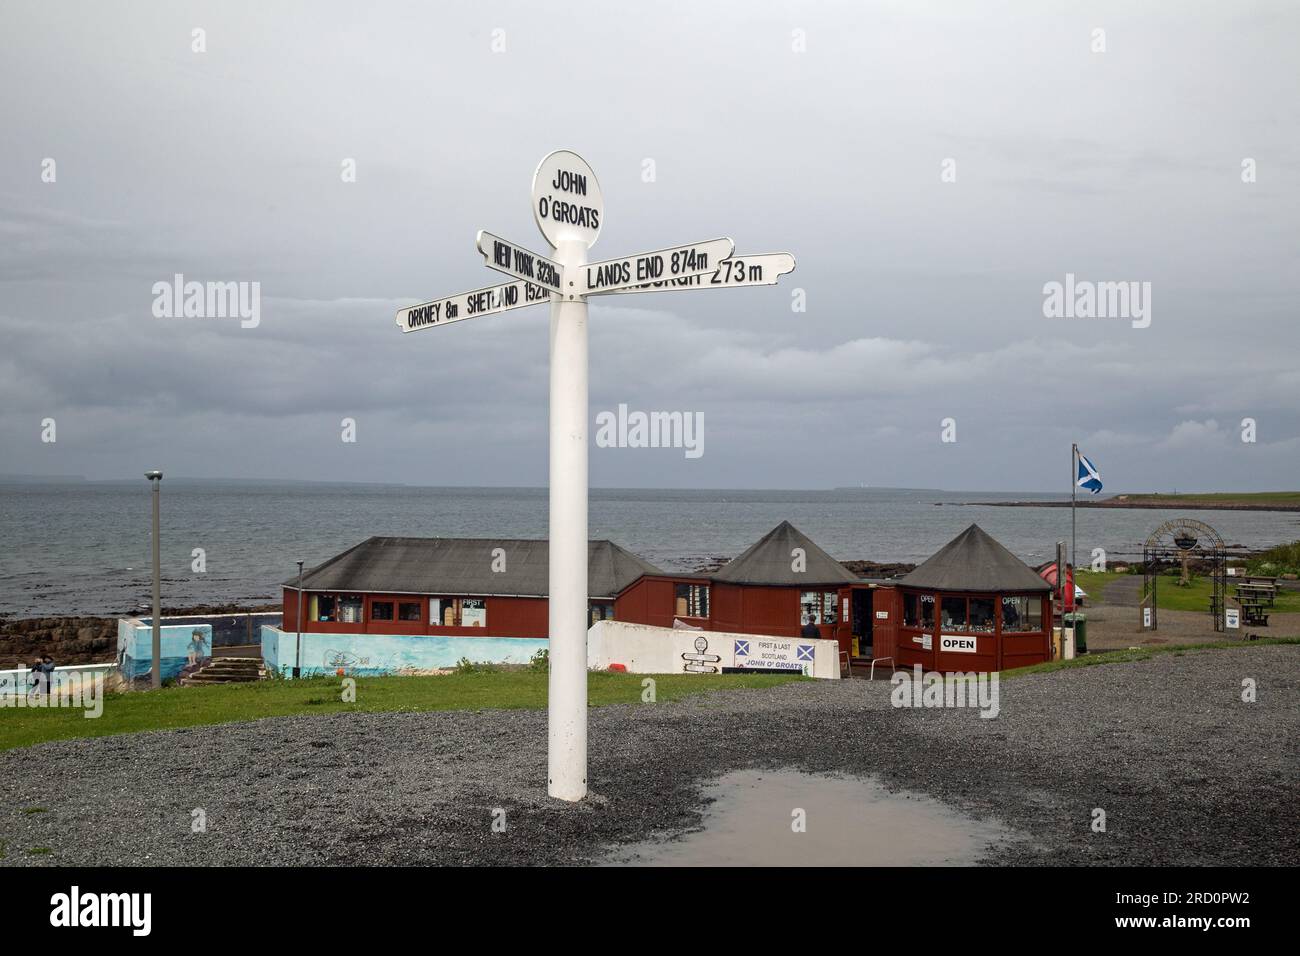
left=145, top=470, right=163, bottom=689
left=294, top=560, right=304, bottom=679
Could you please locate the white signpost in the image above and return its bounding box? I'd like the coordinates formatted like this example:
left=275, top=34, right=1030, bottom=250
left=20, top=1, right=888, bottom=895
left=592, top=252, right=797, bottom=296
left=582, top=238, right=735, bottom=294
left=396, top=280, right=552, bottom=333
left=476, top=231, right=565, bottom=292
left=393, top=149, right=796, bottom=802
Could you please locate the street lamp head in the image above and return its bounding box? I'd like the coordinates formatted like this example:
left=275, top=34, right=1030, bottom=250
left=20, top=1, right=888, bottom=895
left=144, top=470, right=163, bottom=481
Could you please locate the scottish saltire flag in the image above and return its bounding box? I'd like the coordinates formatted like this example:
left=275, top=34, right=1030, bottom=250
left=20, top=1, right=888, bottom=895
left=1077, top=452, right=1103, bottom=494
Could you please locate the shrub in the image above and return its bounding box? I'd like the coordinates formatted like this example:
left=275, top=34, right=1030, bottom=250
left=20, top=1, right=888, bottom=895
left=1247, top=541, right=1300, bottom=577
left=454, top=657, right=500, bottom=675
left=528, top=648, right=549, bottom=673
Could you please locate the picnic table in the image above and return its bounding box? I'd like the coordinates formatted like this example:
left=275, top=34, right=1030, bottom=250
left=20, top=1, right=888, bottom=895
left=1233, top=581, right=1277, bottom=606
left=1242, top=604, right=1270, bottom=627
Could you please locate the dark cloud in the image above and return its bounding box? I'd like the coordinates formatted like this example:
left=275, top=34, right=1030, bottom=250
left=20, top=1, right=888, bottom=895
left=0, top=0, right=1297, bottom=491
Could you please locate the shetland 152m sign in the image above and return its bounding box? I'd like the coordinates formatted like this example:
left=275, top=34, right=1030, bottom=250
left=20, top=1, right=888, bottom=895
left=391, top=149, right=795, bottom=804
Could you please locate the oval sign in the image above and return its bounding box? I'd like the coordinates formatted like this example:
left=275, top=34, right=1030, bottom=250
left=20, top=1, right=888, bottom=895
left=532, top=149, right=603, bottom=250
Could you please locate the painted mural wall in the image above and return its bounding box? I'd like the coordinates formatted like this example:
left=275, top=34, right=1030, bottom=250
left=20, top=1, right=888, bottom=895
left=260, top=626, right=547, bottom=677
left=116, top=619, right=214, bottom=682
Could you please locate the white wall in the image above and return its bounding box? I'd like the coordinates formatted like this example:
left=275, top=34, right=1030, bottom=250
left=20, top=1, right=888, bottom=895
left=588, top=620, right=840, bottom=679
left=0, top=662, right=117, bottom=698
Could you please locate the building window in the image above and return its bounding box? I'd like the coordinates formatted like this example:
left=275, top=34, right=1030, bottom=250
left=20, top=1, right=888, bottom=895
left=941, top=596, right=967, bottom=631
left=675, top=583, right=709, bottom=618
left=904, top=592, right=936, bottom=628
left=589, top=602, right=614, bottom=627
left=371, top=601, right=394, bottom=622
left=431, top=598, right=456, bottom=627
left=461, top=599, right=487, bottom=627
left=431, top=598, right=488, bottom=627
left=398, top=601, right=422, bottom=622
left=800, top=591, right=839, bottom=626
left=312, top=593, right=364, bottom=624
left=1001, top=595, right=1043, bottom=632
left=969, top=597, right=995, bottom=632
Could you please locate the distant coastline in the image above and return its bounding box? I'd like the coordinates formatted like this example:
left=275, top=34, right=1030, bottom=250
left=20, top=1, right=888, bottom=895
left=968, top=493, right=1300, bottom=513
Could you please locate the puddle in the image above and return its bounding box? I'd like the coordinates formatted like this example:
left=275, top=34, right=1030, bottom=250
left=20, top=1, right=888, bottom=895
left=603, top=769, right=1012, bottom=866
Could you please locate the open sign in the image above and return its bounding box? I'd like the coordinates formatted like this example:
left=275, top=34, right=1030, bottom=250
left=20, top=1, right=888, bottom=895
left=940, top=634, right=978, bottom=654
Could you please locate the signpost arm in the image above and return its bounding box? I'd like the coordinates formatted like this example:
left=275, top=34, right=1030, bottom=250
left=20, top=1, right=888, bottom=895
left=548, top=238, right=589, bottom=801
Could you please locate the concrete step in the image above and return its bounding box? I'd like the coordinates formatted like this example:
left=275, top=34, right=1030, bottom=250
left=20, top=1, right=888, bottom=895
left=180, top=657, right=268, bottom=686
left=181, top=673, right=265, bottom=685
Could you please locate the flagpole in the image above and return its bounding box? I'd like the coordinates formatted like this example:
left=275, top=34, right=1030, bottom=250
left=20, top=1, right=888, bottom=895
left=1071, top=443, right=1078, bottom=576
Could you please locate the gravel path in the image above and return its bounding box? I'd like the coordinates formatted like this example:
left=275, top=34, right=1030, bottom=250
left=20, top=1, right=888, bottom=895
left=2, top=645, right=1296, bottom=866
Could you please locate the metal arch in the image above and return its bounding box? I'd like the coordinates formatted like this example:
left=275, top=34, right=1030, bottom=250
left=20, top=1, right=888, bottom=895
left=1141, top=517, right=1228, bottom=633
left=1143, top=517, right=1227, bottom=551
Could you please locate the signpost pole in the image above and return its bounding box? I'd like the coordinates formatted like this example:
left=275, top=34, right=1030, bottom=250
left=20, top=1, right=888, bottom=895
left=548, top=237, right=588, bottom=802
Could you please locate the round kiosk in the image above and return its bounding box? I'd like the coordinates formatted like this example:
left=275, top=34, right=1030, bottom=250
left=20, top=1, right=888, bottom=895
left=895, top=524, right=1052, bottom=672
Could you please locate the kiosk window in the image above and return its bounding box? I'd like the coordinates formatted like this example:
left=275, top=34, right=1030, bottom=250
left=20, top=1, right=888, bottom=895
left=941, top=596, right=967, bottom=631
left=904, top=593, right=935, bottom=628
left=1002, top=595, right=1042, bottom=632
left=969, top=597, right=995, bottom=632
left=674, top=584, right=709, bottom=618
left=315, top=593, right=364, bottom=624
left=800, top=591, right=839, bottom=626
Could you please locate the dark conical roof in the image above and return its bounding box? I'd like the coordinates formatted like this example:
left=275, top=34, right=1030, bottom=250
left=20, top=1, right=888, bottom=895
left=712, top=521, right=858, bottom=586
left=899, top=524, right=1051, bottom=593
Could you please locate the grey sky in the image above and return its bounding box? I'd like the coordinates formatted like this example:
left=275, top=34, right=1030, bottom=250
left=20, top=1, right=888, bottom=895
left=1, top=0, right=1297, bottom=491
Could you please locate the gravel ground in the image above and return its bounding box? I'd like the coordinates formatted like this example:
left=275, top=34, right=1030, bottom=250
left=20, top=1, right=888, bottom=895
left=1, top=645, right=1296, bottom=867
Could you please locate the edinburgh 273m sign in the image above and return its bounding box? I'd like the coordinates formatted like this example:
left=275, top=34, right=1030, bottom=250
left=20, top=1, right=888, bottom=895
left=392, top=150, right=795, bottom=801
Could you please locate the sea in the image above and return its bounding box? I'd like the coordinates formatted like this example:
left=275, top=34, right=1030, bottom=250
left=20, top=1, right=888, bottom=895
left=2, top=482, right=1297, bottom=618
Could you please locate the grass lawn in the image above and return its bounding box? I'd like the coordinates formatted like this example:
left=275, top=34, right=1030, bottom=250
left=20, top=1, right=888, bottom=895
left=0, top=670, right=804, bottom=752
left=1074, top=570, right=1300, bottom=614
left=1003, top=636, right=1300, bottom=678
left=1074, top=569, right=1123, bottom=604
left=1150, top=574, right=1300, bottom=613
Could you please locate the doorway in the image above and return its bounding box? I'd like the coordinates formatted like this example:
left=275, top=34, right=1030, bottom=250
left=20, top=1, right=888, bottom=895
left=851, top=588, right=874, bottom=658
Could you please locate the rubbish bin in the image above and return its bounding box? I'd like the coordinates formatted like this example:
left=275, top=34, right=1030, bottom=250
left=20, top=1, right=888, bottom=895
left=1064, top=612, right=1088, bottom=655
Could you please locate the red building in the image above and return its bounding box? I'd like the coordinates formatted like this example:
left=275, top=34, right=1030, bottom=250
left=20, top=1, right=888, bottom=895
left=283, top=536, right=664, bottom=638
left=279, top=521, right=1053, bottom=674
left=893, top=524, right=1053, bottom=672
